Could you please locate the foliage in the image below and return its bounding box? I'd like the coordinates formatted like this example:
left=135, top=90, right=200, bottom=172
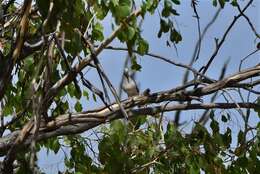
left=0, top=0, right=259, bottom=173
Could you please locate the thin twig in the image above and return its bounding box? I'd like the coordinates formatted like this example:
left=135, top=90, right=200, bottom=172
left=239, top=49, right=259, bottom=71
left=175, top=7, right=222, bottom=126
left=237, top=3, right=260, bottom=39
left=191, top=0, right=202, bottom=61
left=199, top=59, right=229, bottom=125
left=78, top=32, right=130, bottom=120
left=105, top=46, right=214, bottom=82
left=201, top=0, right=253, bottom=75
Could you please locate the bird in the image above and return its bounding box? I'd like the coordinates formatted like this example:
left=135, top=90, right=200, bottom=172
left=122, top=68, right=139, bottom=97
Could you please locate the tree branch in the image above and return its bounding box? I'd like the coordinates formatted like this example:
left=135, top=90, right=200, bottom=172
left=0, top=102, right=259, bottom=157
left=201, top=0, right=253, bottom=75
left=41, top=8, right=142, bottom=113
left=0, top=65, right=259, bottom=156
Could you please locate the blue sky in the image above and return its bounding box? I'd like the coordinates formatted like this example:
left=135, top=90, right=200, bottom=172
left=38, top=1, right=260, bottom=173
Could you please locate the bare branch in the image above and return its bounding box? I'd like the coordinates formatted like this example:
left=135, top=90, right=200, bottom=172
left=0, top=65, right=259, bottom=157
left=237, top=3, right=260, bottom=39
left=105, top=46, right=214, bottom=82
left=0, top=102, right=259, bottom=158
left=201, top=0, right=253, bottom=75
left=191, top=0, right=202, bottom=62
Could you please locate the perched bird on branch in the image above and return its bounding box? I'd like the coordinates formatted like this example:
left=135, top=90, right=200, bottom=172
left=122, top=68, right=139, bottom=97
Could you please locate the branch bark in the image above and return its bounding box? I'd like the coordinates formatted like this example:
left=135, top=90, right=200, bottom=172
left=0, top=65, right=259, bottom=156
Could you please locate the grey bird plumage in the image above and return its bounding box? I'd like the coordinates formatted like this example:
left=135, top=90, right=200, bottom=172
left=122, top=68, right=139, bottom=97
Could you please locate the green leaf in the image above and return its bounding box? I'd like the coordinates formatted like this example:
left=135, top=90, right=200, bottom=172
left=127, top=26, right=136, bottom=41
left=131, top=56, right=142, bottom=71
left=236, top=157, right=248, bottom=167
left=83, top=90, right=89, bottom=100
left=23, top=56, right=34, bottom=72
left=162, top=0, right=172, bottom=17
left=162, top=8, right=170, bottom=18
left=170, top=29, right=182, bottom=43
left=221, top=115, right=228, bottom=122
left=137, top=38, right=149, bottom=55
left=3, top=103, right=13, bottom=116
left=92, top=22, right=104, bottom=41
left=92, top=93, right=97, bottom=102
left=164, top=122, right=176, bottom=145
left=160, top=19, right=170, bottom=33
left=63, top=30, right=83, bottom=56
left=237, top=130, right=244, bottom=145
left=111, top=0, right=119, bottom=6
left=230, top=0, right=238, bottom=6
left=157, top=29, right=163, bottom=38
left=44, top=138, right=60, bottom=154
left=131, top=116, right=147, bottom=130
left=131, top=62, right=142, bottom=71
left=75, top=172, right=83, bottom=174
left=171, top=9, right=179, bottom=16
left=222, top=127, right=232, bottom=148
left=210, top=119, right=219, bottom=133
left=218, top=0, right=225, bottom=8
left=171, top=0, right=180, bottom=5
left=75, top=101, right=82, bottom=112
left=67, top=83, right=75, bottom=97
left=213, top=0, right=217, bottom=7
left=52, top=139, right=61, bottom=154
left=94, top=3, right=109, bottom=20
left=112, top=0, right=132, bottom=21
left=117, top=25, right=136, bottom=42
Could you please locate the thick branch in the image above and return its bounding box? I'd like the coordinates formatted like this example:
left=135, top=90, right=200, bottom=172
left=0, top=0, right=32, bottom=101
left=0, top=102, right=259, bottom=157
left=0, top=65, right=259, bottom=156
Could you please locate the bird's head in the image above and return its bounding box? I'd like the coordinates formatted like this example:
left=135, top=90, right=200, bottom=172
left=123, top=68, right=130, bottom=79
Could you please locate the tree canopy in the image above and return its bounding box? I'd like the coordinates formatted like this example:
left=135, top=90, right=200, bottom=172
left=0, top=0, right=259, bottom=173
